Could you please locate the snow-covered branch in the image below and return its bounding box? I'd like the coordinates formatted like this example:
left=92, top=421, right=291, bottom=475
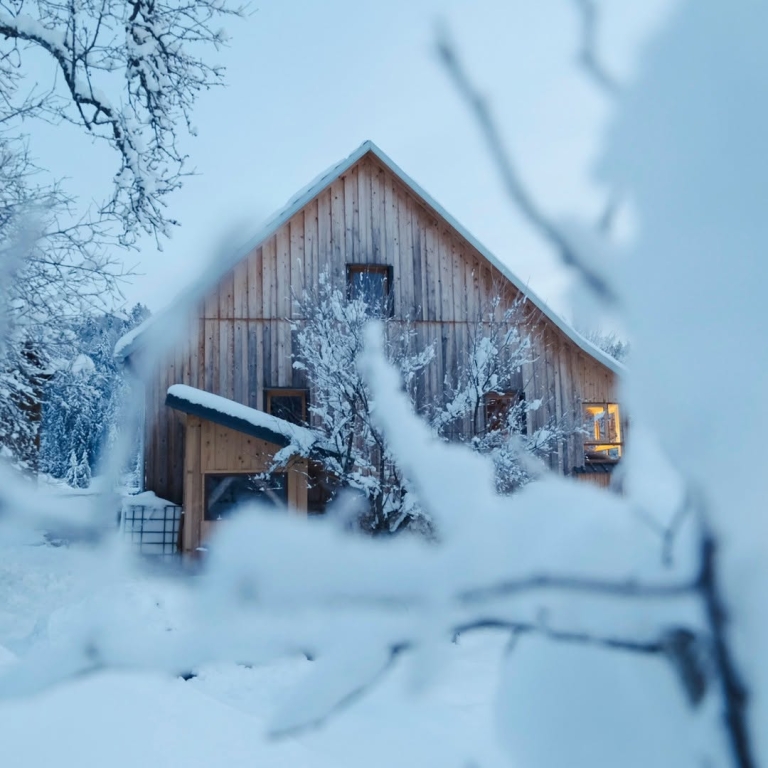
left=0, top=0, right=244, bottom=244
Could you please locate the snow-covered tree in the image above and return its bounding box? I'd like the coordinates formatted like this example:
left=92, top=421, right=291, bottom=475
left=291, top=274, right=434, bottom=534
left=40, top=304, right=149, bottom=485
left=64, top=448, right=90, bottom=489
left=0, top=136, right=123, bottom=469
left=0, top=0, right=243, bottom=244
left=0, top=0, right=241, bottom=465
left=290, top=275, right=573, bottom=529
left=578, top=327, right=630, bottom=363
left=0, top=337, right=49, bottom=470
left=435, top=292, right=572, bottom=493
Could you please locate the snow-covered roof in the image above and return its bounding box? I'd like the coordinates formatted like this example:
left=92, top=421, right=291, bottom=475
left=166, top=384, right=316, bottom=451
left=115, top=140, right=623, bottom=375
left=113, top=315, right=154, bottom=360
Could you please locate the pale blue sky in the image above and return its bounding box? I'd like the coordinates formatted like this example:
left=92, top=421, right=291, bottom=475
left=32, top=0, right=675, bottom=319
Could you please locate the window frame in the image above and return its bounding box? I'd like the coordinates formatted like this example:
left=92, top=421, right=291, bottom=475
left=582, top=401, right=623, bottom=462
left=265, top=387, right=308, bottom=425
left=483, top=390, right=527, bottom=436
left=203, top=470, right=288, bottom=521
left=345, top=263, right=394, bottom=317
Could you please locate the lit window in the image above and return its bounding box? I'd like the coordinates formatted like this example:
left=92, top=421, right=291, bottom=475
left=584, top=403, right=622, bottom=461
left=346, top=264, right=394, bottom=316
left=205, top=473, right=287, bottom=520
left=266, top=389, right=307, bottom=425
left=484, top=391, right=527, bottom=435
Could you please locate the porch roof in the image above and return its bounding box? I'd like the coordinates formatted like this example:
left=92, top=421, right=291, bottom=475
left=165, top=384, right=316, bottom=451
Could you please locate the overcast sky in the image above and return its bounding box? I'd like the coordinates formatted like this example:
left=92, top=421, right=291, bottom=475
left=33, top=0, right=676, bottom=321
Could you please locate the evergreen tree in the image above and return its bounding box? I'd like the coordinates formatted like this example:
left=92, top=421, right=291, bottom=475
left=39, top=304, right=149, bottom=487
left=77, top=450, right=92, bottom=489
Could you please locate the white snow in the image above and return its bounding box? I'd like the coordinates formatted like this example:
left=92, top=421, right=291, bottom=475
left=123, top=490, right=175, bottom=509
left=167, top=384, right=316, bottom=451
left=0, top=536, right=512, bottom=768
left=601, top=0, right=768, bottom=760
left=3, top=3, right=767, bottom=766
left=495, top=636, right=722, bottom=768
left=114, top=315, right=155, bottom=359
left=70, top=353, right=96, bottom=375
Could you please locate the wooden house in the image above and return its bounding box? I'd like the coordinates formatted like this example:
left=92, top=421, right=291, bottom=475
left=116, top=141, right=624, bottom=554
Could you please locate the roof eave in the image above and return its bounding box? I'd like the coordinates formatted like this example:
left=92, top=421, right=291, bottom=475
left=115, top=139, right=625, bottom=376
left=165, top=391, right=292, bottom=447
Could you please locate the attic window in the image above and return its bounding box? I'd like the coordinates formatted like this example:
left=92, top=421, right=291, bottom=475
left=484, top=391, right=527, bottom=435
left=266, top=388, right=307, bottom=425
left=584, top=403, right=622, bottom=462
left=346, top=264, right=394, bottom=317
left=204, top=473, right=287, bottom=520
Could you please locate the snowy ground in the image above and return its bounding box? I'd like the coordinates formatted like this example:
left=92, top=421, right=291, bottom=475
left=0, top=536, right=511, bottom=768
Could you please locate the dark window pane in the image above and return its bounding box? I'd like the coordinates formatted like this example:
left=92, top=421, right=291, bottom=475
left=346, top=265, right=393, bottom=316
left=268, top=393, right=305, bottom=425
left=484, top=392, right=527, bottom=435
left=351, top=270, right=386, bottom=305
left=205, top=473, right=287, bottom=520
left=307, top=460, right=335, bottom=515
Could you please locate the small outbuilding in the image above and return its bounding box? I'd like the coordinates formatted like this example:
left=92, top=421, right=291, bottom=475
left=165, top=385, right=313, bottom=551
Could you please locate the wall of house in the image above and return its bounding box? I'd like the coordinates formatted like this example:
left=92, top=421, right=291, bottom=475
left=182, top=414, right=308, bottom=552
left=141, top=153, right=619, bottom=505
left=574, top=471, right=614, bottom=490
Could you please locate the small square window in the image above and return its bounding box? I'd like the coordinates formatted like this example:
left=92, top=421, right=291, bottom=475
left=205, top=473, right=287, bottom=520
left=584, top=403, right=622, bottom=461
left=483, top=391, right=527, bottom=435
left=346, top=264, right=394, bottom=317
left=266, top=389, right=307, bottom=425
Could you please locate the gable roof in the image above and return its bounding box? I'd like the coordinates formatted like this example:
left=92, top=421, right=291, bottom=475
left=116, top=141, right=624, bottom=375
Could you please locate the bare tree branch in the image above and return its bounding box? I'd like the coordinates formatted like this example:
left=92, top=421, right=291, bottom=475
left=698, top=523, right=756, bottom=768
left=436, top=29, right=618, bottom=306
left=458, top=572, right=696, bottom=604
left=572, top=0, right=620, bottom=96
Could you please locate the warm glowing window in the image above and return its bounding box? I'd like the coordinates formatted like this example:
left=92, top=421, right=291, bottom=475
left=584, top=403, right=622, bottom=461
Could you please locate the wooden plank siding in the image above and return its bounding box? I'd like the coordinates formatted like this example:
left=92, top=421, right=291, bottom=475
left=182, top=415, right=308, bottom=552
left=143, top=154, right=620, bottom=505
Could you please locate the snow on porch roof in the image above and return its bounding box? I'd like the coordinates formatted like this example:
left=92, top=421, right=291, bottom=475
left=166, top=384, right=317, bottom=451
left=116, top=140, right=623, bottom=376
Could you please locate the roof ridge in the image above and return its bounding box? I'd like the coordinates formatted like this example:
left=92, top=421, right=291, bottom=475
left=115, top=140, right=624, bottom=375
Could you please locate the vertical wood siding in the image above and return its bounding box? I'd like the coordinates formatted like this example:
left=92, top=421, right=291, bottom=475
left=181, top=415, right=308, bottom=552
left=144, top=155, right=619, bottom=504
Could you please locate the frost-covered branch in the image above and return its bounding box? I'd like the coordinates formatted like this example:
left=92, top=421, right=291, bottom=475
left=436, top=290, right=574, bottom=492
left=0, top=0, right=244, bottom=244
left=0, top=134, right=131, bottom=465
left=290, top=273, right=434, bottom=534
